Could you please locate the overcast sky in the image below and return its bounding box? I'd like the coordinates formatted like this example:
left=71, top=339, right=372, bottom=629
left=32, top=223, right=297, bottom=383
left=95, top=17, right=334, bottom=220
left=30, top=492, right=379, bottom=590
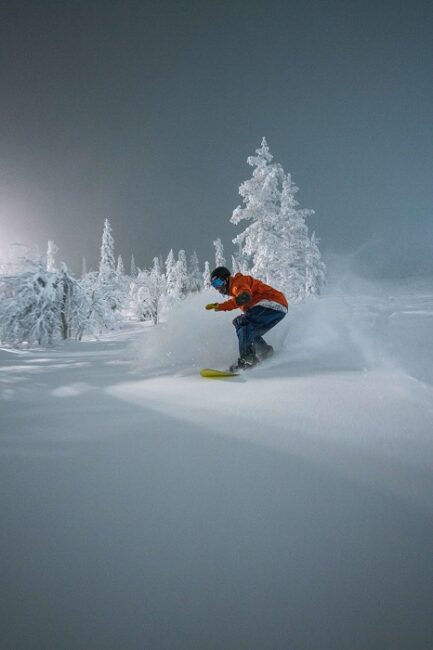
left=1, top=0, right=432, bottom=275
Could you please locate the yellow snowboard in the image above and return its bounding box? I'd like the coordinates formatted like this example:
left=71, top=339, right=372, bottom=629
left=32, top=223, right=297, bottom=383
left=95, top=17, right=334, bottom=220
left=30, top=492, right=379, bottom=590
left=200, top=368, right=239, bottom=378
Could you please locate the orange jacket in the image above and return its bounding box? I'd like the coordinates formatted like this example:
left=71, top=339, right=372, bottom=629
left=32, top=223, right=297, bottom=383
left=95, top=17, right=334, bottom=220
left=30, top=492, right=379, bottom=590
left=218, top=273, right=288, bottom=313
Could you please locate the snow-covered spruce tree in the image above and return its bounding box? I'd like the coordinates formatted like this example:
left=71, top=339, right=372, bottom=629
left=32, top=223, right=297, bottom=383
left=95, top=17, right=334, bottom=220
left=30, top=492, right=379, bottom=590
left=271, top=172, right=313, bottom=301
left=165, top=249, right=177, bottom=297
left=79, top=219, right=124, bottom=334
left=174, top=250, right=189, bottom=299
left=46, top=240, right=58, bottom=273
left=231, top=138, right=284, bottom=285
left=231, top=242, right=249, bottom=275
left=213, top=237, right=226, bottom=268
left=129, top=257, right=167, bottom=324
left=116, top=255, right=125, bottom=275
left=277, top=172, right=326, bottom=300
left=130, top=253, right=137, bottom=278
left=80, top=271, right=121, bottom=334
left=99, top=218, right=116, bottom=277
left=116, top=254, right=131, bottom=317
left=141, top=257, right=167, bottom=325
left=129, top=268, right=149, bottom=322
left=203, top=261, right=211, bottom=289
left=97, top=219, right=124, bottom=311
left=189, top=251, right=202, bottom=293
left=304, top=232, right=326, bottom=297
left=231, top=138, right=325, bottom=301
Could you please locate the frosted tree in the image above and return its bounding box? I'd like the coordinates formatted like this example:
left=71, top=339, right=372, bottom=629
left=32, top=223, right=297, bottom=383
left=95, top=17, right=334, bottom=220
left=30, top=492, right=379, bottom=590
left=116, top=254, right=131, bottom=316
left=230, top=137, right=284, bottom=284
left=0, top=263, right=60, bottom=344
left=213, top=237, right=226, bottom=268
left=189, top=251, right=202, bottom=293
left=99, top=219, right=116, bottom=278
left=130, top=253, right=137, bottom=277
left=116, top=255, right=125, bottom=275
left=304, top=232, right=326, bottom=297
left=271, top=172, right=313, bottom=300
left=138, top=257, right=167, bottom=324
left=165, top=249, right=176, bottom=296
left=231, top=242, right=248, bottom=275
left=78, top=219, right=125, bottom=330
left=0, top=261, right=90, bottom=345
left=46, top=240, right=58, bottom=273
left=231, top=138, right=325, bottom=301
left=273, top=172, right=327, bottom=301
left=80, top=271, right=122, bottom=334
left=174, top=250, right=189, bottom=299
left=98, top=219, right=117, bottom=292
left=56, top=264, right=93, bottom=341
left=203, top=261, right=211, bottom=289
left=150, top=257, right=167, bottom=322
left=129, top=269, right=148, bottom=321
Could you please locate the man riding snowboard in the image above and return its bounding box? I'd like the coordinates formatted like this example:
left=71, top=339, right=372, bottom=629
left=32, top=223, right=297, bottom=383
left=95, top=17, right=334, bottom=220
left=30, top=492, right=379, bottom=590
left=206, top=266, right=288, bottom=371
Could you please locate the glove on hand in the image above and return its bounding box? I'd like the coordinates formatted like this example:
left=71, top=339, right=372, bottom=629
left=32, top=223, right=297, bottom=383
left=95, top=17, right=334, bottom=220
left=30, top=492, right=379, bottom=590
left=205, top=303, right=220, bottom=311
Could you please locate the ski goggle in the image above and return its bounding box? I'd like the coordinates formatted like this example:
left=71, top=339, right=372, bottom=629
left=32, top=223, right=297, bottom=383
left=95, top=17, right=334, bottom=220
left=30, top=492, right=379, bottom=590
left=211, top=277, right=225, bottom=289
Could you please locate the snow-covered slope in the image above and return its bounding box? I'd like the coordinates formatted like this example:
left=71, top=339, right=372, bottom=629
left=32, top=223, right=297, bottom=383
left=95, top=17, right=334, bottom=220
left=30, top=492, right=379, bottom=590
left=1, top=278, right=433, bottom=649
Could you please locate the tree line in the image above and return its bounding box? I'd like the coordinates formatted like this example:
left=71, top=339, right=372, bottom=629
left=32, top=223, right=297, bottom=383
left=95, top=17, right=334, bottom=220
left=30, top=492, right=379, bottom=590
left=0, top=138, right=326, bottom=346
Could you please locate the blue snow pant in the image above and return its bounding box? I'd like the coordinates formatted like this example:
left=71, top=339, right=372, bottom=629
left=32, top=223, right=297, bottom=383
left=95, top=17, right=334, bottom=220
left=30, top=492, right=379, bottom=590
left=232, top=306, right=286, bottom=359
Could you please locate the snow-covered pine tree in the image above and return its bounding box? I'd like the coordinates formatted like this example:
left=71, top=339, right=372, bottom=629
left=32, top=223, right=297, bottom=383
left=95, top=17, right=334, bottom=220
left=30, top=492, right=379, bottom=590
left=165, top=249, right=176, bottom=296
left=272, top=172, right=314, bottom=301
left=116, top=254, right=131, bottom=316
left=213, top=237, right=226, bottom=268
left=230, top=137, right=284, bottom=285
left=80, top=271, right=121, bottom=334
left=46, top=240, right=58, bottom=273
left=189, top=251, right=202, bottom=293
left=141, top=257, right=167, bottom=324
left=174, top=250, right=189, bottom=299
left=96, top=219, right=124, bottom=313
left=231, top=242, right=248, bottom=275
left=99, top=219, right=116, bottom=278
left=79, top=219, right=125, bottom=331
left=129, top=269, right=148, bottom=322
left=116, top=255, right=125, bottom=275
left=203, top=261, right=211, bottom=289
left=130, top=253, right=137, bottom=277
left=231, top=138, right=325, bottom=301
left=304, top=232, right=326, bottom=297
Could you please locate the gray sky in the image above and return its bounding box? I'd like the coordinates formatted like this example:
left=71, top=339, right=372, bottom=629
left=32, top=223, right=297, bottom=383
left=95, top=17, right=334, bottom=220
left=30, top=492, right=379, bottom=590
left=1, top=0, right=432, bottom=275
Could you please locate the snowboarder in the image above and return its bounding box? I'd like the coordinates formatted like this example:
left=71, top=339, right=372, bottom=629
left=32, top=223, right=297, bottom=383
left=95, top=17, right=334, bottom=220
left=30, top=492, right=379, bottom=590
left=205, top=266, right=288, bottom=371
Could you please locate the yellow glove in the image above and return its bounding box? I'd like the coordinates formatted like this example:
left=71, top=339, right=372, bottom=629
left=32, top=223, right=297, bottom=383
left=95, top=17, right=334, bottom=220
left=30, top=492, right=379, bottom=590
left=205, top=303, right=220, bottom=311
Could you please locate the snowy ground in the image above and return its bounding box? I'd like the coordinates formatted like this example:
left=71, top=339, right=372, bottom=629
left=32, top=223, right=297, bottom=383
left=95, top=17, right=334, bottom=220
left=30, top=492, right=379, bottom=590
left=1, top=277, right=433, bottom=649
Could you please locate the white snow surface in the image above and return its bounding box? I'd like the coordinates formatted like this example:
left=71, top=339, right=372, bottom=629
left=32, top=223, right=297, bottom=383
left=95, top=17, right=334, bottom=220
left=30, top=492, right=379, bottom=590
left=1, top=277, right=433, bottom=649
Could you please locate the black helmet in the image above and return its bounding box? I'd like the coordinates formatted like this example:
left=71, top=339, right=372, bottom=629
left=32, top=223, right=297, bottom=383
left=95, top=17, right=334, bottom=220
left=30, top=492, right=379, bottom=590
left=210, top=266, right=231, bottom=294
left=210, top=266, right=231, bottom=282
